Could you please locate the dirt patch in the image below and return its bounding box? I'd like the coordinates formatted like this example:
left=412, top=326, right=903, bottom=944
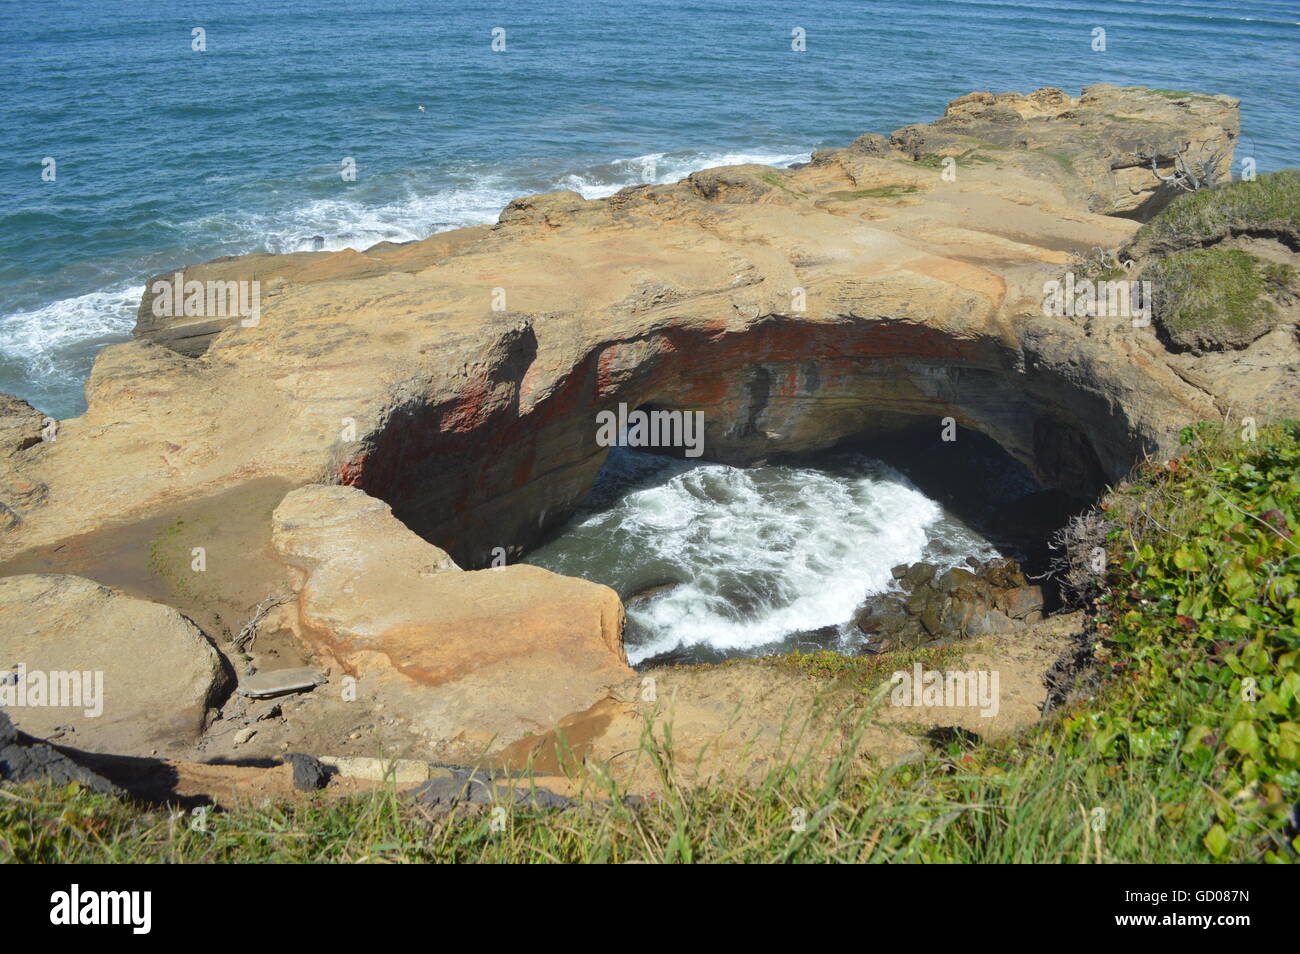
left=71, top=748, right=423, bottom=808
left=494, top=611, right=1084, bottom=793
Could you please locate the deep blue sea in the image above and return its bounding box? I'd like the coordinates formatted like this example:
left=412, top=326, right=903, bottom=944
left=2, top=0, right=1297, bottom=419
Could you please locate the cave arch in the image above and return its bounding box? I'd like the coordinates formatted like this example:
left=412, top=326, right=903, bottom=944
left=349, top=314, right=1144, bottom=568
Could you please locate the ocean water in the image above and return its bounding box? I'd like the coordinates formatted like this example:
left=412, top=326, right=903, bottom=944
left=1, top=0, right=1297, bottom=419
left=526, top=448, right=1002, bottom=666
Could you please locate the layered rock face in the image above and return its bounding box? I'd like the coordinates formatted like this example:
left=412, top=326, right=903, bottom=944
left=4, top=85, right=1261, bottom=573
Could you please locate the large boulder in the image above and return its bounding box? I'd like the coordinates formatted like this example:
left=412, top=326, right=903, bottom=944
left=857, top=557, right=1044, bottom=650
left=271, top=485, right=632, bottom=755
left=0, top=574, right=229, bottom=755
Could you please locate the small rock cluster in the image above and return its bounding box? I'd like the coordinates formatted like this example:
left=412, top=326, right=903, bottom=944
left=411, top=768, right=572, bottom=809
left=855, top=558, right=1044, bottom=652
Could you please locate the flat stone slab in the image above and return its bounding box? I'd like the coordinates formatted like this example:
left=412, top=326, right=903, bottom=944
left=317, top=755, right=454, bottom=783
left=237, top=667, right=324, bottom=698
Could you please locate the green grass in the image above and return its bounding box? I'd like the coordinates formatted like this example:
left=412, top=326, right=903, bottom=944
left=0, top=699, right=1246, bottom=863
left=1144, top=247, right=1294, bottom=351
left=4, top=425, right=1298, bottom=864
left=0, top=700, right=1235, bottom=863
left=755, top=171, right=804, bottom=199
left=1130, top=169, right=1300, bottom=254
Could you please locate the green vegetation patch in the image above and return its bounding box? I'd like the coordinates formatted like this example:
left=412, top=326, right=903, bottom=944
left=1144, top=247, right=1294, bottom=352
left=1038, top=149, right=1076, bottom=176
left=913, top=149, right=996, bottom=169
left=1131, top=170, right=1300, bottom=254
left=756, top=171, right=804, bottom=199
left=147, top=519, right=199, bottom=600
left=1147, top=88, right=1220, bottom=103
left=1089, top=421, right=1300, bottom=860
left=776, top=643, right=964, bottom=693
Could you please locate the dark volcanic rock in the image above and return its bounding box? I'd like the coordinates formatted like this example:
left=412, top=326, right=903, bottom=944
left=285, top=752, right=329, bottom=791
left=996, top=585, right=1046, bottom=621
left=855, top=556, right=1045, bottom=651
left=411, top=768, right=571, bottom=809
left=0, top=711, right=124, bottom=797
left=900, top=562, right=938, bottom=589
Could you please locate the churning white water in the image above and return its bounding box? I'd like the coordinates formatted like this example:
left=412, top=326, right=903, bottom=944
left=525, top=448, right=999, bottom=666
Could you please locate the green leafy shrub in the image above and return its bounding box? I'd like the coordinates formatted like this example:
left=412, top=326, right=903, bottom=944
left=1087, top=420, right=1300, bottom=860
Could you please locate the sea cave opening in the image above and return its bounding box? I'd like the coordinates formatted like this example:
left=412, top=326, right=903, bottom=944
left=522, top=421, right=1089, bottom=667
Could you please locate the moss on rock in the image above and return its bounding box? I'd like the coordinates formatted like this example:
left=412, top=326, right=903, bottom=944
left=1145, top=246, right=1294, bottom=352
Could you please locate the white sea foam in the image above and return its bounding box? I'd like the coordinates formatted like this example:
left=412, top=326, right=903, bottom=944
left=206, top=181, right=522, bottom=255
left=544, top=453, right=998, bottom=665
left=0, top=283, right=142, bottom=380
left=555, top=149, right=812, bottom=198
left=0, top=147, right=811, bottom=405
left=227, top=148, right=813, bottom=250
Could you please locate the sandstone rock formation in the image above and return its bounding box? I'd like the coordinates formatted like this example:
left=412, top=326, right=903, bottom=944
left=271, top=485, right=631, bottom=757
left=0, top=574, right=229, bottom=754
left=0, top=84, right=1294, bottom=766
left=4, top=85, right=1270, bottom=574
left=0, top=394, right=48, bottom=532
left=889, top=84, right=1238, bottom=217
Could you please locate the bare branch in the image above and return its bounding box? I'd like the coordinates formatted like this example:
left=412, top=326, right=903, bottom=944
left=1137, top=139, right=1231, bottom=193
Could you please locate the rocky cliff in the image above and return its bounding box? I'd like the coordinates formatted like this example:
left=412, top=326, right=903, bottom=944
left=3, top=84, right=1296, bottom=768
